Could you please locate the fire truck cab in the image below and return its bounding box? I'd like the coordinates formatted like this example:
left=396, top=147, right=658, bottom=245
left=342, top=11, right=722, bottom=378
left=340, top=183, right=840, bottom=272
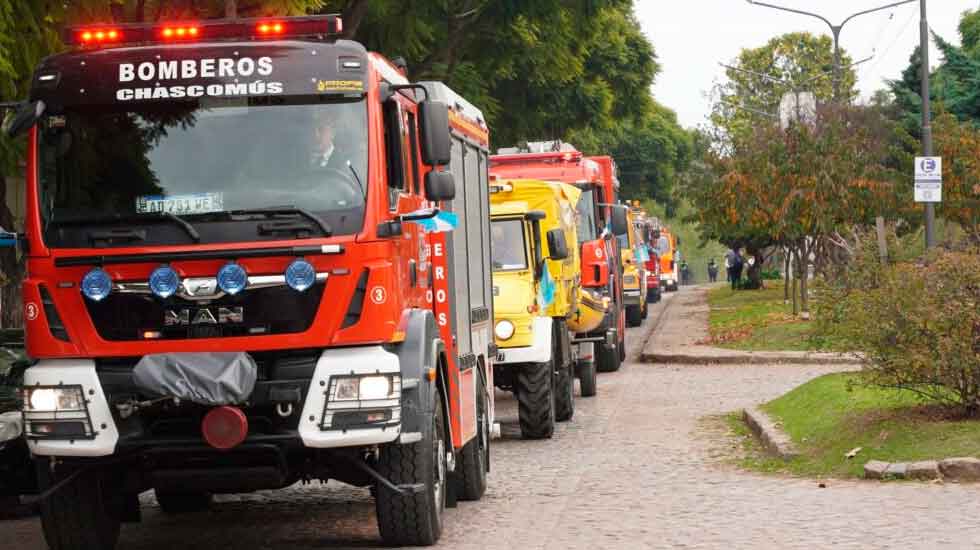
left=5, top=15, right=492, bottom=548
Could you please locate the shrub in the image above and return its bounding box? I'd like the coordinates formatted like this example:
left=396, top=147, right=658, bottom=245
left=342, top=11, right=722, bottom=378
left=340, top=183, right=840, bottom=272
left=829, top=247, right=980, bottom=416
left=760, top=269, right=782, bottom=280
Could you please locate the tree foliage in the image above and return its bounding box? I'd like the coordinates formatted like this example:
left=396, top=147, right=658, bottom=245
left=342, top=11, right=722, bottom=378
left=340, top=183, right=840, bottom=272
left=712, top=32, right=856, bottom=142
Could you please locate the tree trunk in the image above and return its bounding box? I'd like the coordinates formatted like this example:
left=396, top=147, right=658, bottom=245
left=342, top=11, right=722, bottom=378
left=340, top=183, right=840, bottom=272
left=799, top=240, right=810, bottom=320
left=340, top=0, right=370, bottom=39
left=783, top=249, right=791, bottom=305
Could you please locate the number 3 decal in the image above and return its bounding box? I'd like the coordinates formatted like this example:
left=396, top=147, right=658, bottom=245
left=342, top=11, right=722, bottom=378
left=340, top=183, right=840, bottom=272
left=370, top=286, right=387, bottom=305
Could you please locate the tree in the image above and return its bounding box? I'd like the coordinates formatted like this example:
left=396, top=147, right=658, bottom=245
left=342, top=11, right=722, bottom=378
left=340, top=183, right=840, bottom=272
left=689, top=103, right=903, bottom=312
left=711, top=32, right=857, bottom=142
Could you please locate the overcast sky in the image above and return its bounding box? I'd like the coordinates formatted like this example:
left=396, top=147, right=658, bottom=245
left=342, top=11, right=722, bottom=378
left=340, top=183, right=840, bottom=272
left=636, top=0, right=978, bottom=129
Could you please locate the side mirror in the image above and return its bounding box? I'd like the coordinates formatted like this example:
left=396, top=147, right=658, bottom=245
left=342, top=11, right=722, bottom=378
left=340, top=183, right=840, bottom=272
left=546, top=228, right=569, bottom=260
left=675, top=236, right=682, bottom=246
left=419, top=101, right=451, bottom=166
left=610, top=205, right=628, bottom=236
left=424, top=170, right=455, bottom=201
left=3, top=100, right=44, bottom=138
left=579, top=239, right=610, bottom=288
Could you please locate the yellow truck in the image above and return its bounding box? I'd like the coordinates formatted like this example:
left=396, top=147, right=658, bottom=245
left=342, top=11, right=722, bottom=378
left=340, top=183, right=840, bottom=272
left=489, top=179, right=581, bottom=439
left=618, top=209, right=649, bottom=326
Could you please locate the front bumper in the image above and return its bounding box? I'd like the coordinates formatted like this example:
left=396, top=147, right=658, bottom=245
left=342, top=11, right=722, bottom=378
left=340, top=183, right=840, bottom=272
left=495, top=317, right=552, bottom=365
left=623, top=289, right=643, bottom=305
left=23, top=346, right=406, bottom=458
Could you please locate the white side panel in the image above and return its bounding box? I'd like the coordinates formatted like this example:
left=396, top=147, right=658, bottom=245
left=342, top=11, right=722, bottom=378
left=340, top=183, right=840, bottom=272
left=299, top=346, right=402, bottom=449
left=24, top=359, right=119, bottom=457
left=495, top=317, right=553, bottom=365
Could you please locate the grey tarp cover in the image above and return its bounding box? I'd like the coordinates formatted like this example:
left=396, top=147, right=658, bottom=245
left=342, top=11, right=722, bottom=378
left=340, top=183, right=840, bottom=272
left=133, top=352, right=257, bottom=406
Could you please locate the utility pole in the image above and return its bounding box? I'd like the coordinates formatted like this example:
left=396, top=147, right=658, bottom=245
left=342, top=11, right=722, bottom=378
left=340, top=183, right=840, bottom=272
left=746, top=0, right=916, bottom=102
left=920, top=0, right=936, bottom=249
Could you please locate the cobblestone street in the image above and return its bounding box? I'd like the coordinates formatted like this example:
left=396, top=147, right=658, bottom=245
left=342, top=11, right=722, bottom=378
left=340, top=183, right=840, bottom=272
left=6, top=290, right=980, bottom=549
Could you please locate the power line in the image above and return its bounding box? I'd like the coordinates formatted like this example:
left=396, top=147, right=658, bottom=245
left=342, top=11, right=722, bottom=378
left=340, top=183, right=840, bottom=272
left=863, top=8, right=918, bottom=79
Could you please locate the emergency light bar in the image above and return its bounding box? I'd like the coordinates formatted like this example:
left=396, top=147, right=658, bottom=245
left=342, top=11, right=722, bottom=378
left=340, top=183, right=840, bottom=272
left=68, top=14, right=343, bottom=47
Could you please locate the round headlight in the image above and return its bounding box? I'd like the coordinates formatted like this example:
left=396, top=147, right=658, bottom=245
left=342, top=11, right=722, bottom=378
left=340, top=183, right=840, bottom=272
left=494, top=320, right=515, bottom=340
left=216, top=262, right=248, bottom=295
left=81, top=268, right=112, bottom=301
left=149, top=265, right=180, bottom=298
left=285, top=259, right=316, bottom=292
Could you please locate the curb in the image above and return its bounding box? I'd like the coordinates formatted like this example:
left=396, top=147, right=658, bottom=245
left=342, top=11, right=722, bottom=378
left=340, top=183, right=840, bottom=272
left=633, top=295, right=672, bottom=362
left=741, top=407, right=799, bottom=460
left=641, top=352, right=863, bottom=366
left=864, top=457, right=980, bottom=482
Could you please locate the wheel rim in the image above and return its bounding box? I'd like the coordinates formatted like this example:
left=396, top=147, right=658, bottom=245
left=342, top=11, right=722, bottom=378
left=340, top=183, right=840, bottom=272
left=434, top=436, right=445, bottom=519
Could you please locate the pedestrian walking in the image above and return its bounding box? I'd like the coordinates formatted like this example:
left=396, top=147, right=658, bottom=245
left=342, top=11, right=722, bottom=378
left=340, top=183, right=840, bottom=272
left=707, top=259, right=718, bottom=282
left=680, top=261, right=690, bottom=285
left=725, top=247, right=743, bottom=290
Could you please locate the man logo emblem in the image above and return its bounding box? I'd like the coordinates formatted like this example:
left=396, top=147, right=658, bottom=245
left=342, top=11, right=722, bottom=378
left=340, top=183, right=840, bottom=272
left=165, top=307, right=244, bottom=326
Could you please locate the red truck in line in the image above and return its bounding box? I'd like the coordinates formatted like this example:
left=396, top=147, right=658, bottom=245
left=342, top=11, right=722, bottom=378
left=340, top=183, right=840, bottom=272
left=4, top=14, right=492, bottom=548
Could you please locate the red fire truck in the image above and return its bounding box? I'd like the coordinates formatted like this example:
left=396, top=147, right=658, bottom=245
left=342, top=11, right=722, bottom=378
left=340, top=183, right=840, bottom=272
left=3, top=14, right=492, bottom=548
left=490, top=143, right=628, bottom=374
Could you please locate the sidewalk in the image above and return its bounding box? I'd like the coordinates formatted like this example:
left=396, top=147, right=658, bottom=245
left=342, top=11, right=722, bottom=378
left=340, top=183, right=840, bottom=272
left=640, top=286, right=862, bottom=365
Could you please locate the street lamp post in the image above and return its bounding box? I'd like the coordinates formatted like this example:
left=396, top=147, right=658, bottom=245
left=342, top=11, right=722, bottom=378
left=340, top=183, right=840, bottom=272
left=746, top=0, right=916, bottom=101
left=920, top=0, right=935, bottom=249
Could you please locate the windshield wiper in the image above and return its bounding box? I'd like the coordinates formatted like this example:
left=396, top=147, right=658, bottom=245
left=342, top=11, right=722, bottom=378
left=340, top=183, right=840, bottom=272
left=52, top=212, right=201, bottom=243
left=224, top=207, right=333, bottom=237
left=348, top=160, right=367, bottom=203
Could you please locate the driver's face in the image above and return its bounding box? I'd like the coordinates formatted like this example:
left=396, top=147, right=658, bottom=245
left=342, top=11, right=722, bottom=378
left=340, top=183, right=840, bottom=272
left=314, top=122, right=334, bottom=152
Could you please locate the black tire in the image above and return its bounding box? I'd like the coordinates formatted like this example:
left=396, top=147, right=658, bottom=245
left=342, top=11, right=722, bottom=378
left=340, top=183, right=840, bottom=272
left=38, top=462, right=121, bottom=550
left=577, top=359, right=597, bottom=397
left=376, top=390, right=447, bottom=546
left=619, top=335, right=627, bottom=362
left=154, top=490, right=212, bottom=514
left=641, top=299, right=649, bottom=320
left=597, top=340, right=621, bottom=372
left=626, top=304, right=642, bottom=327
left=454, top=372, right=489, bottom=501
left=516, top=360, right=556, bottom=439
left=554, top=363, right=574, bottom=422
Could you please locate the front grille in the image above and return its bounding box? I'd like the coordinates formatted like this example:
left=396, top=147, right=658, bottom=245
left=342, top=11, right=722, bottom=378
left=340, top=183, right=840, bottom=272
left=84, top=282, right=326, bottom=341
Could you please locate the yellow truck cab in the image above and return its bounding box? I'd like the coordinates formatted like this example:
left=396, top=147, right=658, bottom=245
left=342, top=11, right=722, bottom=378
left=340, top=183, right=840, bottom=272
left=489, top=179, right=580, bottom=439
left=618, top=209, right=649, bottom=326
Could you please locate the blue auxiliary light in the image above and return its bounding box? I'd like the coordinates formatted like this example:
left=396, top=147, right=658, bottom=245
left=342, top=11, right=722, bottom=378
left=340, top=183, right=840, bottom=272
left=285, top=259, right=316, bottom=292
left=149, top=265, right=180, bottom=298
left=217, top=262, right=248, bottom=295
left=81, top=268, right=112, bottom=301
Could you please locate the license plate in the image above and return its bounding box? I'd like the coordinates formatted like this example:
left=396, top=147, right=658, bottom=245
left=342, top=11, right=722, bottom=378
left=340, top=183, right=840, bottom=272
left=136, top=192, right=224, bottom=215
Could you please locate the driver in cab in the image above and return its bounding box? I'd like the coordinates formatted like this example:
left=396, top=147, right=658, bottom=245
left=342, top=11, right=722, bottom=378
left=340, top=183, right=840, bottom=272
left=310, top=109, right=353, bottom=173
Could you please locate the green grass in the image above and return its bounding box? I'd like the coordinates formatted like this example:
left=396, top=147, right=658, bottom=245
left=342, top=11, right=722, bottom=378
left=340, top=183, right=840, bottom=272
left=706, top=285, right=843, bottom=351
left=732, top=373, right=980, bottom=478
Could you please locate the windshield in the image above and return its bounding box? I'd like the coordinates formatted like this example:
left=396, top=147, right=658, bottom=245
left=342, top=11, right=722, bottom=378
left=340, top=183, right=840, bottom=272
left=617, top=232, right=630, bottom=249
left=38, top=96, right=368, bottom=247
left=656, top=236, right=671, bottom=255
left=575, top=189, right=597, bottom=243
left=491, top=219, right=528, bottom=271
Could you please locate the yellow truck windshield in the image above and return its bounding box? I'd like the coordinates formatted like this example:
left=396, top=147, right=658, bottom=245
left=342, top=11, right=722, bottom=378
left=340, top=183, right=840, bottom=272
left=491, top=219, right=528, bottom=271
